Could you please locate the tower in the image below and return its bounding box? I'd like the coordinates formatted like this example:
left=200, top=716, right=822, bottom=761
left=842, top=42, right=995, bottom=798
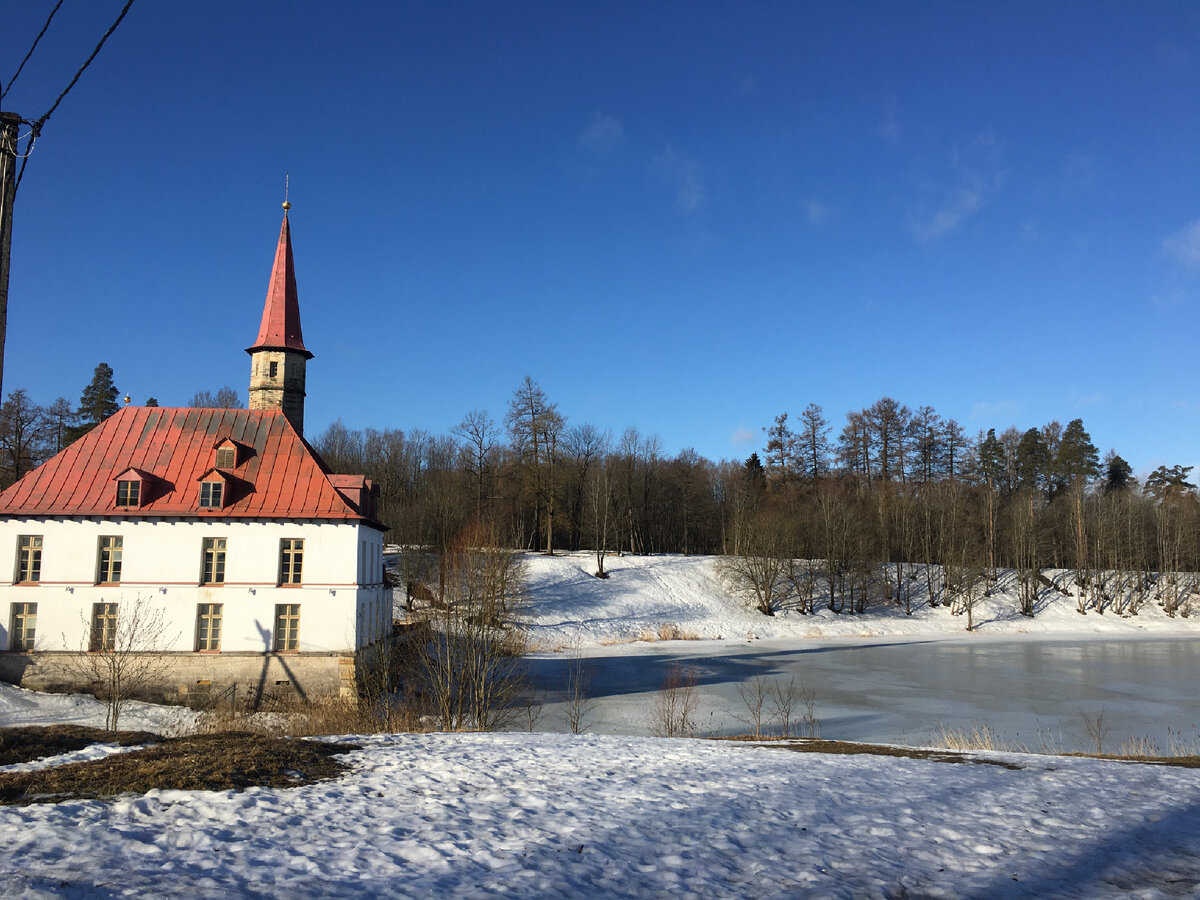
left=247, top=201, right=313, bottom=435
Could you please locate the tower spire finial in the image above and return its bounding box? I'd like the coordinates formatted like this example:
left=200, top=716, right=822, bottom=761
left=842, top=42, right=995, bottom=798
left=282, top=173, right=291, bottom=213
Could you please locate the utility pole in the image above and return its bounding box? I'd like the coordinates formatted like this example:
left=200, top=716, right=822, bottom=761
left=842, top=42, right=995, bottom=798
left=0, top=111, right=19, bottom=403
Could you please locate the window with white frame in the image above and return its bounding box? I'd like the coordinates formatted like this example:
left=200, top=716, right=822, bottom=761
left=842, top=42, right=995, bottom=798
left=199, top=480, right=224, bottom=509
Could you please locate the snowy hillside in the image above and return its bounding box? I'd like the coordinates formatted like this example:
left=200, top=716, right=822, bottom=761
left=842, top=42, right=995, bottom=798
left=3, top=730, right=1200, bottom=897
left=513, top=551, right=1200, bottom=647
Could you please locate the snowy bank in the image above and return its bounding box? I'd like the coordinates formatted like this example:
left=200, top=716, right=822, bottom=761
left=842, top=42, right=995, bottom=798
left=512, top=552, right=1200, bottom=647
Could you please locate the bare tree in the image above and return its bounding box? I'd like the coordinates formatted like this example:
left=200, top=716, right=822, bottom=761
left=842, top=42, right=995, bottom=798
left=0, top=388, right=48, bottom=487
left=66, top=594, right=175, bottom=731
left=405, top=523, right=529, bottom=731
left=453, top=409, right=499, bottom=519
left=736, top=675, right=771, bottom=738
left=586, top=453, right=615, bottom=577
left=718, top=507, right=790, bottom=615
left=559, top=644, right=595, bottom=734
left=506, top=377, right=566, bottom=554
left=190, top=386, right=241, bottom=408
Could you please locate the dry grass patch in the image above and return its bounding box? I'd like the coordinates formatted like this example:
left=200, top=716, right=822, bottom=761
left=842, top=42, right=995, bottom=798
left=715, top=735, right=1023, bottom=770
left=0, top=725, right=159, bottom=766
left=0, top=732, right=357, bottom=805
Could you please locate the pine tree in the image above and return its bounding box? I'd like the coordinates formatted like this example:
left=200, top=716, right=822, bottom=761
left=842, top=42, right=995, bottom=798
left=1103, top=452, right=1133, bottom=493
left=1015, top=428, right=1049, bottom=492
left=67, top=363, right=119, bottom=443
left=1057, top=418, right=1100, bottom=486
left=977, top=428, right=1006, bottom=491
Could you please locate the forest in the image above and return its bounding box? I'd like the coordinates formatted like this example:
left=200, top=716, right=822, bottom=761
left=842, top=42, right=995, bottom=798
left=3, top=369, right=1198, bottom=618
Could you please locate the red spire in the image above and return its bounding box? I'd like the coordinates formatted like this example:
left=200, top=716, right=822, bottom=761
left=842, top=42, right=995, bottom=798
left=246, top=212, right=313, bottom=359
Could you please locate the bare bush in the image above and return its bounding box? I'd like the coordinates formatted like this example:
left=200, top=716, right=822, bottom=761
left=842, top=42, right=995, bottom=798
left=65, top=594, right=176, bottom=732
left=736, top=675, right=770, bottom=738
left=403, top=523, right=530, bottom=731
left=651, top=663, right=700, bottom=738
left=1080, top=708, right=1110, bottom=755
left=560, top=645, right=595, bottom=734
left=767, top=675, right=801, bottom=738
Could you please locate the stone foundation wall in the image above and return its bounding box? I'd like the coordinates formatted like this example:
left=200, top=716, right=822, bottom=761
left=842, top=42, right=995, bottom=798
left=0, top=650, right=360, bottom=708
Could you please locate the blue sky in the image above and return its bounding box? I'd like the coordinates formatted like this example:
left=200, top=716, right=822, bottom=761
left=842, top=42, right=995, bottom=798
left=2, top=1, right=1198, bottom=474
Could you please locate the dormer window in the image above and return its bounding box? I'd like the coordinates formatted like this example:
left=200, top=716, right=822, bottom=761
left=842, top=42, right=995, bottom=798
left=116, top=480, right=140, bottom=507
left=213, top=438, right=243, bottom=470
left=199, top=481, right=224, bottom=509
left=112, top=467, right=151, bottom=508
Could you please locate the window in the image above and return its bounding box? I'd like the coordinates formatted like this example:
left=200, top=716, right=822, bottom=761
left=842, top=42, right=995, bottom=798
left=201, top=537, right=227, bottom=585
left=199, top=481, right=223, bottom=508
left=279, top=538, right=303, bottom=585
left=97, top=536, right=122, bottom=584
left=90, top=602, right=118, bottom=651
left=215, top=447, right=236, bottom=469
left=268, top=361, right=278, bottom=379
left=16, top=535, right=42, bottom=584
left=10, top=602, right=36, bottom=651
left=274, top=603, right=300, bottom=651
left=196, top=603, right=222, bottom=651
left=116, top=479, right=140, bottom=507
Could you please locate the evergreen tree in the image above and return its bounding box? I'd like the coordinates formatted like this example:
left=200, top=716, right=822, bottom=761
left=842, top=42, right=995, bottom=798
left=145, top=397, right=159, bottom=407
left=67, top=363, right=119, bottom=443
left=743, top=452, right=765, bottom=482
left=1057, top=418, right=1100, bottom=486
left=1015, top=427, right=1049, bottom=492
left=762, top=413, right=796, bottom=481
left=977, top=428, right=1006, bottom=491
left=1103, top=452, right=1133, bottom=493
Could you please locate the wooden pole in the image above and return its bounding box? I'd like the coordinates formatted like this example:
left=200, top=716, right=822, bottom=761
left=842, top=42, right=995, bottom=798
left=0, top=112, right=21, bottom=403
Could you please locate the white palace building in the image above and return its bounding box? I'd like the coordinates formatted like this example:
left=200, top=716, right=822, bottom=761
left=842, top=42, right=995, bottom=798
left=0, top=205, right=389, bottom=704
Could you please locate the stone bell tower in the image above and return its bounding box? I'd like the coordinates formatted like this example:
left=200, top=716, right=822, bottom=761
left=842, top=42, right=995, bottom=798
left=246, top=201, right=313, bottom=435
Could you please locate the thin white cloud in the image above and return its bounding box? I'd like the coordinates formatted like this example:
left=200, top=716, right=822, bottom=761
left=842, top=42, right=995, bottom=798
left=652, top=145, right=705, bottom=212
left=1164, top=219, right=1200, bottom=267
left=578, top=113, right=624, bottom=154
left=805, top=200, right=828, bottom=225
left=970, top=399, right=1019, bottom=422
left=910, top=133, right=1007, bottom=243
left=730, top=427, right=755, bottom=447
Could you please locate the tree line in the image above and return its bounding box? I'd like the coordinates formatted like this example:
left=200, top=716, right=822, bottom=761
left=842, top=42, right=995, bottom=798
left=3, top=370, right=1197, bottom=620
left=0, top=362, right=241, bottom=489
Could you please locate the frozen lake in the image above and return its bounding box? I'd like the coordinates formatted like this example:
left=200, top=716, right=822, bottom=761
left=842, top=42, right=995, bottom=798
left=526, top=634, right=1200, bottom=753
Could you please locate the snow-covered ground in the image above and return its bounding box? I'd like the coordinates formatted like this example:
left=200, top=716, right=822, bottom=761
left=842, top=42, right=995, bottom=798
left=0, top=681, right=197, bottom=734
left=2, top=554, right=1199, bottom=895
left=4, top=731, right=1200, bottom=897
left=513, top=551, right=1200, bottom=647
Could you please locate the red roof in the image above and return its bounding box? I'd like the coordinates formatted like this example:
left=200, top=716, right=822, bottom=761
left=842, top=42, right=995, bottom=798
left=0, top=407, right=374, bottom=523
left=246, top=213, right=312, bottom=359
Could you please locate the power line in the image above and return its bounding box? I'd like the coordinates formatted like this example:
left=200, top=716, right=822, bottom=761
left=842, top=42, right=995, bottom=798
left=1, top=0, right=66, bottom=102
left=30, top=0, right=137, bottom=135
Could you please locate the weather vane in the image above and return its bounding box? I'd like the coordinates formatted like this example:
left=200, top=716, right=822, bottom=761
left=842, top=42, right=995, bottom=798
left=283, top=173, right=290, bottom=212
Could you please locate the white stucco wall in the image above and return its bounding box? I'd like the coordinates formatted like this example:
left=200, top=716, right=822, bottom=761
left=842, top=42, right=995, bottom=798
left=0, top=517, right=387, bottom=654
